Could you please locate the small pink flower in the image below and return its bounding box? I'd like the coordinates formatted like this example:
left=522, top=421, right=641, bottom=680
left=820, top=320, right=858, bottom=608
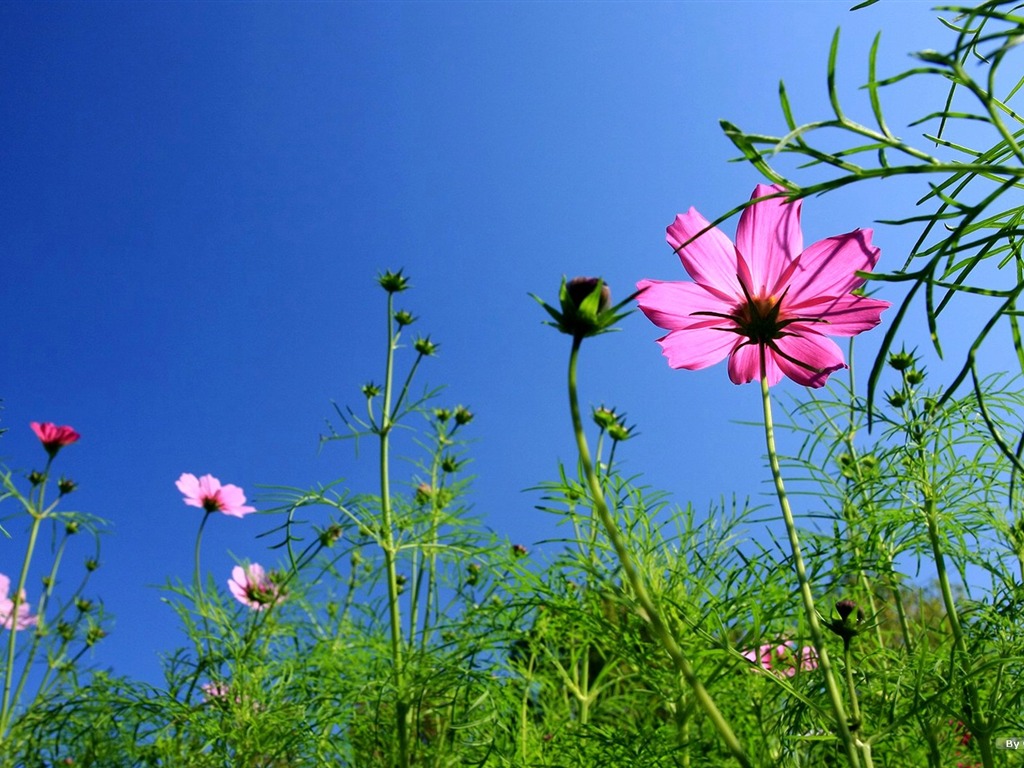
left=228, top=563, right=283, bottom=610
left=0, top=573, right=38, bottom=631
left=201, top=681, right=232, bottom=702
left=638, top=184, right=890, bottom=388
left=176, top=473, right=255, bottom=518
left=743, top=640, right=816, bottom=677
left=30, top=422, right=80, bottom=457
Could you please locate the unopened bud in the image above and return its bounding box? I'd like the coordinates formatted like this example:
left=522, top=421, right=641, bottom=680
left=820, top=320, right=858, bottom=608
left=453, top=406, right=473, bottom=426
left=58, top=477, right=78, bottom=496
left=377, top=269, right=410, bottom=293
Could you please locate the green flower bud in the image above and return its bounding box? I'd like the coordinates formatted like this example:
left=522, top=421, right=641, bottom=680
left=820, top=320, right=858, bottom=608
left=362, top=382, right=382, bottom=398
left=394, top=310, right=416, bottom=327
left=533, top=276, right=636, bottom=340
left=413, top=336, right=439, bottom=356
left=377, top=269, right=410, bottom=293
left=888, top=349, right=915, bottom=371
left=592, top=406, right=618, bottom=430
left=453, top=405, right=473, bottom=426
left=905, top=368, right=926, bottom=386
left=433, top=408, right=452, bottom=423
left=58, top=477, right=78, bottom=496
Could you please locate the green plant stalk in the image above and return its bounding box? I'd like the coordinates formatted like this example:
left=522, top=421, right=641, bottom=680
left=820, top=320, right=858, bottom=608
left=758, top=356, right=861, bottom=768
left=10, top=530, right=73, bottom=712
left=568, top=335, right=752, bottom=768
left=842, top=639, right=873, bottom=768
left=0, top=510, right=43, bottom=739
left=380, top=291, right=410, bottom=768
left=922, top=495, right=993, bottom=768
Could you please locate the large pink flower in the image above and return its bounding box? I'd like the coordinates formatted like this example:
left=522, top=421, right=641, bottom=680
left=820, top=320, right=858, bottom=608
left=638, top=184, right=890, bottom=388
left=176, top=473, right=255, bottom=518
left=30, top=422, right=80, bottom=457
left=227, top=563, right=283, bottom=610
left=0, top=573, right=38, bottom=632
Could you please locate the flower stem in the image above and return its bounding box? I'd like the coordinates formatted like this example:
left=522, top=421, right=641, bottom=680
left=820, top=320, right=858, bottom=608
left=758, top=350, right=861, bottom=767
left=380, top=291, right=409, bottom=768
left=568, top=335, right=751, bottom=768
left=0, top=512, right=42, bottom=739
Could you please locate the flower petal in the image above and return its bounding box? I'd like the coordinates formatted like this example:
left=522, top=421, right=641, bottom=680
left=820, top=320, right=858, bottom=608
left=666, top=209, right=741, bottom=300
left=735, top=184, right=802, bottom=295
left=788, top=295, right=890, bottom=337
left=787, top=229, right=880, bottom=303
left=771, top=332, right=847, bottom=388
left=636, top=279, right=736, bottom=331
left=218, top=483, right=256, bottom=518
left=176, top=473, right=204, bottom=507
left=728, top=343, right=783, bottom=386
left=656, top=327, right=737, bottom=371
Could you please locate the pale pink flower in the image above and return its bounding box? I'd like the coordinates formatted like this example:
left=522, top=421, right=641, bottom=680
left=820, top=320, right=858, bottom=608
left=30, top=422, right=80, bottom=457
left=201, top=681, right=232, bottom=702
left=228, top=563, right=282, bottom=610
left=176, top=473, right=255, bottom=518
left=638, top=184, right=890, bottom=388
left=743, top=640, right=817, bottom=678
left=0, top=573, right=38, bottom=631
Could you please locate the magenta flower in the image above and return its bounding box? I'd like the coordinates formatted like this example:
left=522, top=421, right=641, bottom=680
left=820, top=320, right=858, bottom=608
left=0, top=573, right=38, bottom=632
left=176, top=473, right=255, bottom=518
left=30, top=422, right=80, bottom=457
left=228, top=563, right=283, bottom=610
left=637, top=184, right=890, bottom=388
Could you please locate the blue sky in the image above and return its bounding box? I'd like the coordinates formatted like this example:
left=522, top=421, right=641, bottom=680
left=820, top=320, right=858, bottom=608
left=0, top=1, right=976, bottom=685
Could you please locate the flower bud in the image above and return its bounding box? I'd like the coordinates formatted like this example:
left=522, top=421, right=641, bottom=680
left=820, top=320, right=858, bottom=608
left=65, top=520, right=80, bottom=535
left=75, top=598, right=93, bottom=613
left=533, top=276, right=636, bottom=340
left=592, top=406, right=618, bottom=430
left=377, top=269, right=410, bottom=293
left=607, top=422, right=632, bottom=442
left=512, top=544, right=528, bottom=558
left=58, top=477, right=78, bottom=496
left=887, top=350, right=915, bottom=371
left=441, top=455, right=461, bottom=473
left=826, top=599, right=865, bottom=641
left=415, top=483, right=433, bottom=505
left=453, top=406, right=473, bottom=426
left=362, top=382, right=382, bottom=398
left=85, top=558, right=100, bottom=572
left=466, top=562, right=482, bottom=586
left=28, top=470, right=44, bottom=487
left=318, top=523, right=343, bottom=547
left=413, top=337, right=439, bottom=356
left=886, top=390, right=906, bottom=408
left=394, top=310, right=416, bottom=327
left=905, top=368, right=926, bottom=386
left=433, top=408, right=452, bottom=424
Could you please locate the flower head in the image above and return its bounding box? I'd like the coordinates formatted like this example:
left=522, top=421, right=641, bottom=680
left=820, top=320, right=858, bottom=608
left=31, top=422, right=80, bottom=457
left=0, top=573, right=38, bottom=631
left=638, top=184, right=890, bottom=387
left=228, top=563, right=283, bottom=610
left=176, top=473, right=255, bottom=518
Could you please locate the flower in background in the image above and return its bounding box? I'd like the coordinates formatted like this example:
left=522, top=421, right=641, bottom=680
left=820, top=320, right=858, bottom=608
left=30, top=422, right=80, bottom=457
left=743, top=640, right=817, bottom=678
left=176, top=473, right=255, bottom=518
left=0, top=573, right=38, bottom=631
left=228, top=563, right=283, bottom=610
left=637, top=184, right=890, bottom=388
left=201, top=681, right=232, bottom=702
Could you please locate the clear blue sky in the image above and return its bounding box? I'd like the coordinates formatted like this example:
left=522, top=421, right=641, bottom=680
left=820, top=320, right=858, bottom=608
left=0, top=1, right=967, bottom=685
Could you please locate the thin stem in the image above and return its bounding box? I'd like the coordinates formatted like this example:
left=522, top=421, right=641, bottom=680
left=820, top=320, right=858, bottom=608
left=568, top=335, right=752, bottom=768
left=0, top=514, right=43, bottom=739
left=758, top=347, right=861, bottom=767
left=380, top=291, right=409, bottom=768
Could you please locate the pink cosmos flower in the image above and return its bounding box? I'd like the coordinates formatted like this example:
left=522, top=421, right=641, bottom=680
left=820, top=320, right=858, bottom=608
left=0, top=573, right=38, bottom=632
left=30, top=422, right=80, bottom=457
left=201, top=681, right=232, bottom=702
left=228, top=563, right=283, bottom=610
left=743, top=640, right=817, bottom=678
left=637, top=184, right=890, bottom=388
left=176, top=473, right=255, bottom=518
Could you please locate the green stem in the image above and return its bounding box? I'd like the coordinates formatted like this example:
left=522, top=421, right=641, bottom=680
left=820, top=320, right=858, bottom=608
left=843, top=640, right=873, bottom=768
left=0, top=513, right=43, bottom=739
left=923, top=496, right=993, bottom=768
left=380, top=291, right=409, bottom=768
left=758, top=352, right=861, bottom=767
left=568, top=335, right=751, bottom=768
